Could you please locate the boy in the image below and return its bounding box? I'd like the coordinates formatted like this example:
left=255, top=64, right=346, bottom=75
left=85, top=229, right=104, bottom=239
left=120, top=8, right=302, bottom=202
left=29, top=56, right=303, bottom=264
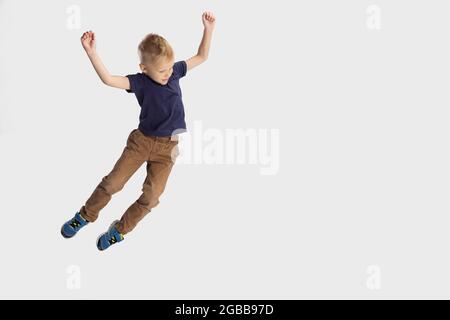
left=61, top=11, right=216, bottom=251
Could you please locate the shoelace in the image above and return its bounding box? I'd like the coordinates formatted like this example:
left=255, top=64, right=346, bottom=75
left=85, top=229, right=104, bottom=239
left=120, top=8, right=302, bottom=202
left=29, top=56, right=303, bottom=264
left=69, top=219, right=82, bottom=230
left=108, top=236, right=118, bottom=245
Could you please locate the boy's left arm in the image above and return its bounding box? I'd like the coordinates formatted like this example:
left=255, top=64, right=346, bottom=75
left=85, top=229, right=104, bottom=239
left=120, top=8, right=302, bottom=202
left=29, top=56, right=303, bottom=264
left=186, top=11, right=216, bottom=71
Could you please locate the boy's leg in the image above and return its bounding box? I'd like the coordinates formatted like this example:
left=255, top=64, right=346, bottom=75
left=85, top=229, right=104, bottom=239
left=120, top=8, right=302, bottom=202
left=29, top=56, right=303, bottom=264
left=79, top=129, right=147, bottom=222
left=116, top=142, right=179, bottom=235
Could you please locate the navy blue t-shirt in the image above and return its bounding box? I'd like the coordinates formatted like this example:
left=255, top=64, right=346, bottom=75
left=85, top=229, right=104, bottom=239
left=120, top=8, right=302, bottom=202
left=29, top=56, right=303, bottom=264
left=126, top=60, right=188, bottom=137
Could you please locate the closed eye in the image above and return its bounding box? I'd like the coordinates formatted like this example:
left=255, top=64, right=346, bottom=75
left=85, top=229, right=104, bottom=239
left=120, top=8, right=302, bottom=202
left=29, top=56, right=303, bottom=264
left=159, top=66, right=174, bottom=73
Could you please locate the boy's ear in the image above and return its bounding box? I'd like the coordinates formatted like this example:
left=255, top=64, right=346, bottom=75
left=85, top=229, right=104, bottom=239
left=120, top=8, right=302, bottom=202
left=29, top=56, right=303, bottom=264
left=139, top=63, right=147, bottom=74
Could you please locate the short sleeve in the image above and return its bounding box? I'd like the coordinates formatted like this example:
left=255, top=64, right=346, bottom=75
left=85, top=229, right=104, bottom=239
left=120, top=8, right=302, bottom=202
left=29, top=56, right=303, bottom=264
left=125, top=73, right=145, bottom=93
left=173, top=60, right=187, bottom=79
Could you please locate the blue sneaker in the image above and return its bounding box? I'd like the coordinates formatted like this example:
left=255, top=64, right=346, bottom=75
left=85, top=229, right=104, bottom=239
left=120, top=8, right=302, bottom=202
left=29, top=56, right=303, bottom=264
left=61, top=212, right=89, bottom=238
left=97, top=220, right=124, bottom=251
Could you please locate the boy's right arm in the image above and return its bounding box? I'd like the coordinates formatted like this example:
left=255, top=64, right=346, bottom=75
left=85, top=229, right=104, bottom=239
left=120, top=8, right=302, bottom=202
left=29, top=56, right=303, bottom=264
left=81, top=31, right=130, bottom=90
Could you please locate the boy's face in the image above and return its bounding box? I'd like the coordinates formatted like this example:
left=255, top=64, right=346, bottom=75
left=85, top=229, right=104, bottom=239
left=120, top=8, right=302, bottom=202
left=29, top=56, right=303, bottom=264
left=140, top=57, right=175, bottom=85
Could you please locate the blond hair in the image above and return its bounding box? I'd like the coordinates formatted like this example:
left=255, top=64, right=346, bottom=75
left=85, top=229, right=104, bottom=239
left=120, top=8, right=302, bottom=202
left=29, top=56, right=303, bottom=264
left=138, top=33, right=174, bottom=65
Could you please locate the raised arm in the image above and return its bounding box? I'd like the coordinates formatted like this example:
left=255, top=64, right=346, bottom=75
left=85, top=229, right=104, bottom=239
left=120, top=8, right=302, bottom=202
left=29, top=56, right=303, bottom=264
left=81, top=31, right=130, bottom=90
left=186, top=12, right=216, bottom=71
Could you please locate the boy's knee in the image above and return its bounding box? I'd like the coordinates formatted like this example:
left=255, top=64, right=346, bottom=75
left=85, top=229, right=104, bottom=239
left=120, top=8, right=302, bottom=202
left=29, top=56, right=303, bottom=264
left=138, top=194, right=160, bottom=211
left=100, top=175, right=125, bottom=194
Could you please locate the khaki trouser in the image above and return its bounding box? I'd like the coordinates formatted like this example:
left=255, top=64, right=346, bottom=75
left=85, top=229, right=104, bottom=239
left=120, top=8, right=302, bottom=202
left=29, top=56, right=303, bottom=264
left=79, top=128, right=180, bottom=235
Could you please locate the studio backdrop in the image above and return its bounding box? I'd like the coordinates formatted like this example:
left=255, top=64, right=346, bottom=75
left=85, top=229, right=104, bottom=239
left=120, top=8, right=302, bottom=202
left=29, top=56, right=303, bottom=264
left=0, top=0, right=449, bottom=299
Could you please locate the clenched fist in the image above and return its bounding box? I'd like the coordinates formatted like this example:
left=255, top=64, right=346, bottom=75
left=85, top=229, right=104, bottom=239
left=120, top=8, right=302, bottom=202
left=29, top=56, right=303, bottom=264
left=81, top=30, right=96, bottom=55
left=202, top=11, right=216, bottom=31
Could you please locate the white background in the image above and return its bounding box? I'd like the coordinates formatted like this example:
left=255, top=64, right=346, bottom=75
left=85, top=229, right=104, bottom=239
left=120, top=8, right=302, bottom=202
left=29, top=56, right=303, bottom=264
left=0, top=0, right=449, bottom=299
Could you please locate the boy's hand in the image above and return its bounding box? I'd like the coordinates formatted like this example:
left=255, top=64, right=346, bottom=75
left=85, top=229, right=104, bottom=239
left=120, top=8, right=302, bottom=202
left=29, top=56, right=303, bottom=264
left=202, top=11, right=216, bottom=31
left=81, top=30, right=96, bottom=55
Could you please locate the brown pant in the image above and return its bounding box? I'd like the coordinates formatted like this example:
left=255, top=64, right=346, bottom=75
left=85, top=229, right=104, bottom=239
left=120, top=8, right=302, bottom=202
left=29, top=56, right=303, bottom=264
left=79, top=128, right=180, bottom=235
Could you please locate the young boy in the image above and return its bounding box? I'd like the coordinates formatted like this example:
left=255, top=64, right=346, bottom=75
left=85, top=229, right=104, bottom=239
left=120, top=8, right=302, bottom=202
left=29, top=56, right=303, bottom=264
left=61, top=12, right=216, bottom=251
